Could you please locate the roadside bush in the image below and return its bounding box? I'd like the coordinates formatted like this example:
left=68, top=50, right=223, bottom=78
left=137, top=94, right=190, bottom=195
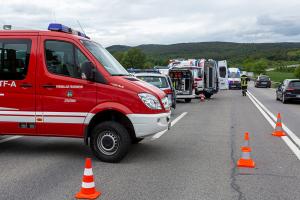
left=294, top=66, right=300, bottom=79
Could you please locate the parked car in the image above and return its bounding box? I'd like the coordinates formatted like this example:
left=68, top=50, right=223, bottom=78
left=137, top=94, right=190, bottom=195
left=0, top=23, right=171, bottom=163
left=255, top=75, right=271, bottom=88
left=276, top=79, right=300, bottom=103
left=135, top=73, right=176, bottom=109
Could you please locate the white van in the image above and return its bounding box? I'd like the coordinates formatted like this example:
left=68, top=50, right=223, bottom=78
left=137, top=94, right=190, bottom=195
left=228, top=68, right=241, bottom=89
left=218, top=60, right=229, bottom=90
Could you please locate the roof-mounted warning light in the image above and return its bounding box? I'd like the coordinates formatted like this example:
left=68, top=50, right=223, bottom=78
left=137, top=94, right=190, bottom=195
left=48, top=23, right=90, bottom=39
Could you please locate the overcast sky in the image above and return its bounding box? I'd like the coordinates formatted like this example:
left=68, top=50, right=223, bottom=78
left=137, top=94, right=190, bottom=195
left=1, top=0, right=300, bottom=47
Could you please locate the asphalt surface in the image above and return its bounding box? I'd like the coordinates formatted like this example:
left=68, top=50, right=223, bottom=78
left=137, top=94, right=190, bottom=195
left=0, top=87, right=299, bottom=200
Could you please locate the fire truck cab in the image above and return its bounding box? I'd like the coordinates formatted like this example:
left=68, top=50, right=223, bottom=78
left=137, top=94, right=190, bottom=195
left=0, top=24, right=171, bottom=162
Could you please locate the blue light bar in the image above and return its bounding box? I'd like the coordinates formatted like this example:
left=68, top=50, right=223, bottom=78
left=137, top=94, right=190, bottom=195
left=48, top=23, right=71, bottom=33
left=48, top=23, right=90, bottom=39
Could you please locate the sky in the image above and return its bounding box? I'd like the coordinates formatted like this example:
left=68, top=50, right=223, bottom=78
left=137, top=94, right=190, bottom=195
left=1, top=0, right=300, bottom=47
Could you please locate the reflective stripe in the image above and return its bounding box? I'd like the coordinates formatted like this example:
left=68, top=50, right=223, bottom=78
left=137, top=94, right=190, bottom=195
left=82, top=182, right=95, bottom=189
left=43, top=117, right=85, bottom=124
left=0, top=116, right=35, bottom=123
left=84, top=168, right=93, bottom=176
left=0, top=111, right=94, bottom=124
left=0, top=107, right=19, bottom=111
left=84, top=113, right=95, bottom=125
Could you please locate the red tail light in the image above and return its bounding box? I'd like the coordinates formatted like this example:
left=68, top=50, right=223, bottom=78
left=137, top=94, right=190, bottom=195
left=163, top=89, right=172, bottom=94
left=286, top=88, right=295, bottom=91
left=195, top=78, right=202, bottom=81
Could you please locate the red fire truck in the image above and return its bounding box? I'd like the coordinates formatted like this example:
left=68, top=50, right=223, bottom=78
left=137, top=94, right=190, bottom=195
left=0, top=23, right=171, bottom=162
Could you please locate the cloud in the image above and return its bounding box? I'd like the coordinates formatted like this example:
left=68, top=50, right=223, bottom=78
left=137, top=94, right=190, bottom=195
left=1, top=0, right=300, bottom=46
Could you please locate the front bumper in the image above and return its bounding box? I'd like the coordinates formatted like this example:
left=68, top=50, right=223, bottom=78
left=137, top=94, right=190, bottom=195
left=127, top=112, right=171, bottom=138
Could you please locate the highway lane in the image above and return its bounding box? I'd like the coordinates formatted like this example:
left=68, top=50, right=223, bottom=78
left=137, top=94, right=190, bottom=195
left=0, top=90, right=299, bottom=200
left=248, top=82, right=300, bottom=137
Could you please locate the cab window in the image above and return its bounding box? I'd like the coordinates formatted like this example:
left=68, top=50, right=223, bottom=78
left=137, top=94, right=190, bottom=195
left=45, top=40, right=89, bottom=79
left=0, top=39, right=31, bottom=80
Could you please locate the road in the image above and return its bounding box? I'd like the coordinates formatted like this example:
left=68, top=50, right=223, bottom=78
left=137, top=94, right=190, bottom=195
left=0, top=85, right=299, bottom=200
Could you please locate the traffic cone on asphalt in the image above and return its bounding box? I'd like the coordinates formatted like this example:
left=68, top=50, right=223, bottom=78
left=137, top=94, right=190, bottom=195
left=75, top=158, right=101, bottom=199
left=237, top=150, right=256, bottom=168
left=272, top=113, right=286, bottom=137
left=241, top=132, right=251, bottom=152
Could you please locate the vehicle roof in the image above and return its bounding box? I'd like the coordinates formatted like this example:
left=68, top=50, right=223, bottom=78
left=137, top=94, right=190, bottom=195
left=135, top=73, right=168, bottom=78
left=286, top=79, right=300, bottom=81
left=0, top=30, right=89, bottom=40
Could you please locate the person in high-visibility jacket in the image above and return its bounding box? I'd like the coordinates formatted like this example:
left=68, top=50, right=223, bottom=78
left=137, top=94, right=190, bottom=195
left=241, top=74, right=249, bottom=96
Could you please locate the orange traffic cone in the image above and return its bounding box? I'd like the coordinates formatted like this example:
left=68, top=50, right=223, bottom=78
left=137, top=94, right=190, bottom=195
left=237, top=150, right=255, bottom=168
left=75, top=158, right=101, bottom=199
left=241, top=132, right=251, bottom=152
left=272, top=113, right=286, bottom=137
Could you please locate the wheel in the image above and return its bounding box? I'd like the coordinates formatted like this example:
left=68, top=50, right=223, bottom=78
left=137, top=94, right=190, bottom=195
left=276, top=93, right=279, bottom=101
left=90, top=121, right=131, bottom=163
left=132, top=138, right=144, bottom=144
left=282, top=94, right=287, bottom=104
left=185, top=98, right=192, bottom=103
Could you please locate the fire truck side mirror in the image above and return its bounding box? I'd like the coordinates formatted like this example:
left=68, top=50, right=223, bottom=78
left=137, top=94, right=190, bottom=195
left=81, top=61, right=96, bottom=82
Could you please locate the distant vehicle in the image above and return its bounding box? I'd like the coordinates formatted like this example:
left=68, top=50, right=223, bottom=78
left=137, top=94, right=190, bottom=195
left=169, top=67, right=195, bottom=103
left=228, top=68, right=241, bottom=89
left=276, top=79, right=300, bottom=103
left=218, top=60, right=229, bottom=90
left=135, top=73, right=176, bottom=109
left=255, top=75, right=271, bottom=88
left=203, top=59, right=219, bottom=98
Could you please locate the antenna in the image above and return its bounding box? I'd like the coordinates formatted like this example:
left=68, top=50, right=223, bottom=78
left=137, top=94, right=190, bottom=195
left=77, top=20, right=86, bottom=35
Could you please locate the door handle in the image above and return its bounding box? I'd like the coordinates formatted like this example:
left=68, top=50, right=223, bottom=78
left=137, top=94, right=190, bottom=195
left=20, top=83, right=33, bottom=88
left=42, top=84, right=56, bottom=89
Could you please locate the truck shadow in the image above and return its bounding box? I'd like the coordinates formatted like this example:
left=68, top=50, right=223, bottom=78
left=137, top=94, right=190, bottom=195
left=0, top=137, right=91, bottom=159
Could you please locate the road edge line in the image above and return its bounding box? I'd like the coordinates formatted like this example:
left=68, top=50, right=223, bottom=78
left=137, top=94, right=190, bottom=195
left=0, top=136, right=23, bottom=144
left=247, top=92, right=300, bottom=160
left=248, top=91, right=300, bottom=147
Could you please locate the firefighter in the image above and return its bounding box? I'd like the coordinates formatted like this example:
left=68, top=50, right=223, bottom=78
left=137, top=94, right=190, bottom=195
left=241, top=73, right=249, bottom=96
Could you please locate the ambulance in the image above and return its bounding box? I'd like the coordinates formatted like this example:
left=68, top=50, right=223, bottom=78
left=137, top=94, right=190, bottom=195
left=0, top=24, right=171, bottom=162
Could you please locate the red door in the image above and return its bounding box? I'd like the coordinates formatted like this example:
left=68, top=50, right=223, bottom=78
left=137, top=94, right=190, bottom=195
left=36, top=37, right=97, bottom=137
left=0, top=37, right=37, bottom=135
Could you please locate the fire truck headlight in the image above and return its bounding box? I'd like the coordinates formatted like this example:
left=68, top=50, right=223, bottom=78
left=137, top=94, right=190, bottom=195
left=138, top=93, right=162, bottom=110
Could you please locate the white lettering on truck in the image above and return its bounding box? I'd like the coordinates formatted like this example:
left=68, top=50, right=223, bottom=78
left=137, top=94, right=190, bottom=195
left=0, top=81, right=17, bottom=87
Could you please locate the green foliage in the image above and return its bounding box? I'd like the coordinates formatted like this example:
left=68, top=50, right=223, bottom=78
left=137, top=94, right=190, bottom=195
left=266, top=71, right=296, bottom=83
left=275, top=66, right=296, bottom=73
left=294, top=66, right=300, bottom=78
left=120, top=48, right=146, bottom=68
left=108, top=42, right=300, bottom=66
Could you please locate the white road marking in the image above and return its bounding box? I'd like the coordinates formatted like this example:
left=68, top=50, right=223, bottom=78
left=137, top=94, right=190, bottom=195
left=248, top=91, right=300, bottom=147
left=247, top=91, right=300, bottom=160
left=0, top=136, right=23, bottom=144
left=151, top=112, right=188, bottom=141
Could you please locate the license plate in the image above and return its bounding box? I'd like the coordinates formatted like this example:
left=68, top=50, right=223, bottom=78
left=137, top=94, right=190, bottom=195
left=231, top=85, right=236, bottom=87
left=261, top=82, right=267, bottom=84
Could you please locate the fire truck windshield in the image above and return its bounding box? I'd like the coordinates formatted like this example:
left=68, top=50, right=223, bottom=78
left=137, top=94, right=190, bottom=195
left=82, top=40, right=129, bottom=76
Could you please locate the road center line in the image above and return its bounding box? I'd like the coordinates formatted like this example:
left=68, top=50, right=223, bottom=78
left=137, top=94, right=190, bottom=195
left=151, top=112, right=188, bottom=140
left=0, top=136, right=23, bottom=144
left=247, top=92, right=300, bottom=160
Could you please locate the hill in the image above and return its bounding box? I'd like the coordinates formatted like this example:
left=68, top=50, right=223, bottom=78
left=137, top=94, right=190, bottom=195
left=107, top=42, right=300, bottom=65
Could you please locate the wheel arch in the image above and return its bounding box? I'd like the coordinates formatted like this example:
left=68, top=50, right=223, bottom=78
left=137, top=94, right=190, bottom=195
left=84, top=105, right=136, bottom=145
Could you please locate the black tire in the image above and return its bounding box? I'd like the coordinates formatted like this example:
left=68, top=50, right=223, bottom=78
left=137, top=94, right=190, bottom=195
left=132, top=138, right=144, bottom=144
left=90, top=121, right=131, bottom=163
left=282, top=94, right=287, bottom=104
left=185, top=98, right=192, bottom=103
